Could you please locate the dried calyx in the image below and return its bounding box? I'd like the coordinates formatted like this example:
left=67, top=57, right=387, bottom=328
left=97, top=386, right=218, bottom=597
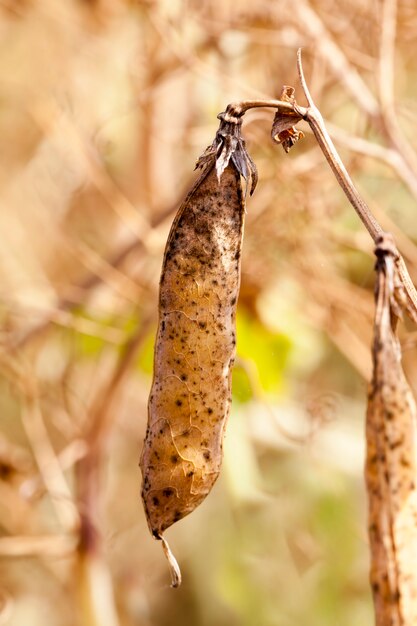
left=196, top=106, right=258, bottom=195
left=195, top=85, right=307, bottom=195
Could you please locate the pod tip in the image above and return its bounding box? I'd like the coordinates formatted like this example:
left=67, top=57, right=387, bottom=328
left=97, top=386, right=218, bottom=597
left=157, top=533, right=182, bottom=588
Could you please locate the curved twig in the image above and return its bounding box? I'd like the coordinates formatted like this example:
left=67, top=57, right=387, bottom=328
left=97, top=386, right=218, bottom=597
left=221, top=50, right=417, bottom=323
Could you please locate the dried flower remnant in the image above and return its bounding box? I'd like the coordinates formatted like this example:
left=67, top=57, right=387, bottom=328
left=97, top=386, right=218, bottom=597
left=139, top=111, right=256, bottom=587
left=271, top=86, right=304, bottom=153
left=366, top=233, right=417, bottom=625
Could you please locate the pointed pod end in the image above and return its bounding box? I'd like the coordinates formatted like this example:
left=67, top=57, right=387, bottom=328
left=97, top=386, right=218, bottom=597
left=157, top=533, right=182, bottom=588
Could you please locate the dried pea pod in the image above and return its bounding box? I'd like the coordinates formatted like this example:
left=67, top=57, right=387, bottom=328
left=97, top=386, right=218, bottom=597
left=140, top=110, right=256, bottom=586
left=366, top=234, right=417, bottom=623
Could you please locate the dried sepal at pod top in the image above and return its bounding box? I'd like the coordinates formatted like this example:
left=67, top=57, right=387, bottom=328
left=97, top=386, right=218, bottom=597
left=140, top=112, right=256, bottom=587
left=366, top=233, right=417, bottom=624
left=197, top=106, right=258, bottom=195
left=271, top=86, right=304, bottom=153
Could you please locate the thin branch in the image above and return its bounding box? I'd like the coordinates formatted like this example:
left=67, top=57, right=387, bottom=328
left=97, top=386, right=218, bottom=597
left=21, top=439, right=88, bottom=501
left=379, top=0, right=397, bottom=113
left=74, top=317, right=153, bottom=624
left=9, top=175, right=190, bottom=351
left=84, top=312, right=154, bottom=448
left=220, top=51, right=417, bottom=323
left=295, top=52, right=383, bottom=241
left=0, top=534, right=76, bottom=557
left=378, top=0, right=417, bottom=183
left=295, top=51, right=417, bottom=323
left=21, top=389, right=79, bottom=532
left=296, top=49, right=314, bottom=108
left=322, top=121, right=417, bottom=201
left=290, top=0, right=379, bottom=116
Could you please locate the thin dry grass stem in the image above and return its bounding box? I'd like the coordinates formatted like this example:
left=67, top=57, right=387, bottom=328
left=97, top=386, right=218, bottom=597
left=379, top=0, right=397, bottom=112
left=236, top=356, right=314, bottom=445
left=325, top=318, right=372, bottom=381
left=378, top=0, right=417, bottom=181
left=323, top=226, right=373, bottom=257
left=74, top=318, right=153, bottom=625
left=21, top=392, right=79, bottom=532
left=21, top=439, right=88, bottom=501
left=293, top=0, right=417, bottom=200
left=30, top=98, right=153, bottom=241
left=323, top=122, right=417, bottom=201
left=293, top=266, right=373, bottom=380
left=12, top=306, right=124, bottom=345
left=7, top=236, right=142, bottom=350
left=298, top=254, right=373, bottom=318
left=71, top=241, right=143, bottom=304
left=76, top=546, right=121, bottom=626
left=289, top=0, right=379, bottom=116
left=8, top=181, right=184, bottom=351
left=74, top=314, right=154, bottom=616
left=43, top=311, right=124, bottom=344
left=295, top=53, right=383, bottom=242
left=0, top=534, right=77, bottom=557
left=84, top=312, right=154, bottom=448
left=294, top=51, right=417, bottom=325
left=149, top=10, right=271, bottom=102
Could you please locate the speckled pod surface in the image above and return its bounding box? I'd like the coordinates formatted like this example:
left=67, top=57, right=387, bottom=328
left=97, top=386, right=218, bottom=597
left=140, top=111, right=257, bottom=540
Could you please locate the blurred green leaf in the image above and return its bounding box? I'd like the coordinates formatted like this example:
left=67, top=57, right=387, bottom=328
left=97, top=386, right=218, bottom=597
left=236, top=309, right=291, bottom=395
left=136, top=325, right=157, bottom=375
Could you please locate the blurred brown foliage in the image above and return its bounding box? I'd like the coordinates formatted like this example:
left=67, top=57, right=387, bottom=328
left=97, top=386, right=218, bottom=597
left=1, top=0, right=417, bottom=624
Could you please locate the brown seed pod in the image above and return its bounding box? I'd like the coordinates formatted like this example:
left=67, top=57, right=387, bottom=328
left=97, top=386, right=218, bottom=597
left=366, top=233, right=417, bottom=624
left=140, top=110, right=257, bottom=586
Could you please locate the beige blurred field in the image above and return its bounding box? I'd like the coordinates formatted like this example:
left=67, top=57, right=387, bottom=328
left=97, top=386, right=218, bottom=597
left=1, top=1, right=417, bottom=624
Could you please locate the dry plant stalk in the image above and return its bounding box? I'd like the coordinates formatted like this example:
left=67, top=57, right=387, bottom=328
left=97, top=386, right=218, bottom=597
left=366, top=234, right=417, bottom=625
left=139, top=111, right=257, bottom=586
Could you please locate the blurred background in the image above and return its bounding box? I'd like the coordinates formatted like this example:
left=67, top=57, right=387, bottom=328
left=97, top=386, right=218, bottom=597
left=1, top=0, right=417, bottom=624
